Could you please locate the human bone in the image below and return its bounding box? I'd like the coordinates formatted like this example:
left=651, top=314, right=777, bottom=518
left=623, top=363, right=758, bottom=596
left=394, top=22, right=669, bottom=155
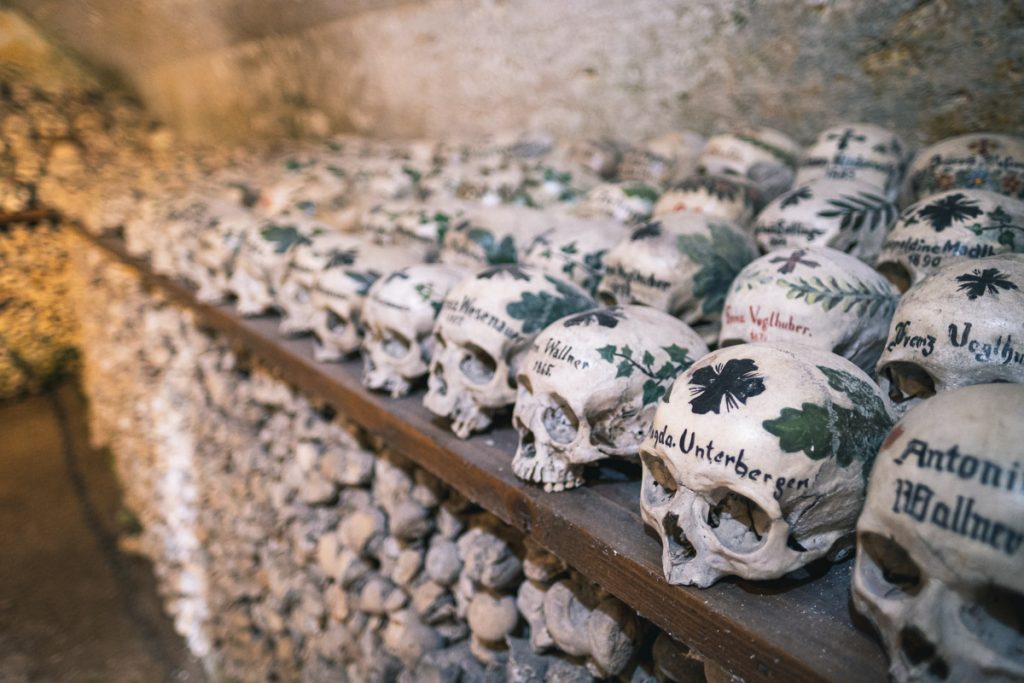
left=852, top=383, right=1024, bottom=683
left=639, top=342, right=894, bottom=586
left=361, top=200, right=467, bottom=249
left=875, top=189, right=1024, bottom=292
left=696, top=127, right=801, bottom=200
left=519, top=215, right=626, bottom=294
left=188, top=201, right=259, bottom=304
left=310, top=239, right=427, bottom=361
left=361, top=263, right=470, bottom=397
left=597, top=212, right=758, bottom=342
left=719, top=246, right=899, bottom=373
left=875, top=254, right=1024, bottom=414
left=439, top=205, right=552, bottom=268
left=753, top=177, right=898, bottom=263
left=618, top=131, right=706, bottom=187
left=902, top=132, right=1024, bottom=207
left=576, top=181, right=661, bottom=223
left=653, top=174, right=764, bottom=226
left=228, top=217, right=320, bottom=316
left=795, top=123, right=907, bottom=199
left=513, top=305, right=709, bottom=491
left=424, top=266, right=595, bottom=438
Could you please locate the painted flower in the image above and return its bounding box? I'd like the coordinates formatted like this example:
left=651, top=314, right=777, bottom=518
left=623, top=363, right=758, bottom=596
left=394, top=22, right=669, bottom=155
left=964, top=168, right=991, bottom=188
left=1002, top=174, right=1023, bottom=196
left=936, top=174, right=955, bottom=191
left=688, top=358, right=766, bottom=415
left=954, top=268, right=1019, bottom=300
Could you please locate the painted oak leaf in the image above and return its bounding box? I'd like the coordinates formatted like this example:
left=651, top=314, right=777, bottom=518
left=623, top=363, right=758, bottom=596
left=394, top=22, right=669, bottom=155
left=677, top=224, right=757, bottom=315
left=505, top=276, right=594, bottom=334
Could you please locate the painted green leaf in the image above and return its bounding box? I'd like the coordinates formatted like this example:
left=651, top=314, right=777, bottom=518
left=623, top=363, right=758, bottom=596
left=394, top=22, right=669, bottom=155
left=597, top=344, right=616, bottom=363
left=642, top=350, right=656, bottom=367
left=642, top=380, right=667, bottom=406
left=816, top=191, right=895, bottom=233
left=260, top=224, right=310, bottom=253
left=677, top=224, right=757, bottom=315
left=622, top=184, right=661, bottom=203
left=620, top=344, right=633, bottom=360
left=663, top=344, right=691, bottom=365
left=505, top=277, right=594, bottom=334
left=654, top=362, right=677, bottom=380
left=617, top=360, right=634, bottom=378
left=763, top=403, right=833, bottom=459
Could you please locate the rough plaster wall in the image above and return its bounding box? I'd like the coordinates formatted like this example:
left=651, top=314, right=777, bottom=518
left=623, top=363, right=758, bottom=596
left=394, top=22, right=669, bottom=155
left=10, top=0, right=1024, bottom=146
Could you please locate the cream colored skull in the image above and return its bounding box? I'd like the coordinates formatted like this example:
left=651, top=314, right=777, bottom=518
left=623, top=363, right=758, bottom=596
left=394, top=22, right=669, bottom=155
left=719, top=246, right=899, bottom=373
left=361, top=200, right=467, bottom=249
left=795, top=123, right=907, bottom=199
left=439, top=205, right=552, bottom=268
left=310, top=240, right=427, bottom=361
left=424, top=266, right=595, bottom=439
left=361, top=263, right=469, bottom=397
left=875, top=254, right=1024, bottom=414
left=277, top=230, right=364, bottom=335
left=753, top=178, right=898, bottom=263
left=639, top=343, right=895, bottom=587
left=513, top=305, right=709, bottom=491
left=653, top=174, right=764, bottom=226
left=229, top=218, right=320, bottom=316
left=576, top=181, right=660, bottom=224
left=618, top=131, right=706, bottom=187
left=190, top=201, right=258, bottom=304
left=853, top=383, right=1024, bottom=683
left=876, top=190, right=1024, bottom=292
left=696, top=127, right=801, bottom=200
left=520, top=215, right=627, bottom=294
left=902, top=133, right=1024, bottom=207
left=597, top=212, right=758, bottom=342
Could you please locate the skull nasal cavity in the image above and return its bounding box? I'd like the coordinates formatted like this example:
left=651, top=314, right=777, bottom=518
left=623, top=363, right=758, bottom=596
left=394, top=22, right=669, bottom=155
left=706, top=489, right=770, bottom=554
left=899, top=626, right=949, bottom=680
left=326, top=310, right=348, bottom=330
left=884, top=362, right=937, bottom=402
left=542, top=397, right=579, bottom=444
left=663, top=512, right=696, bottom=562
left=459, top=343, right=497, bottom=384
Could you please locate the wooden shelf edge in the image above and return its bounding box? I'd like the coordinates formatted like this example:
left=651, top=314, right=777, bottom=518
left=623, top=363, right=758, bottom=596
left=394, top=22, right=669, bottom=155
left=70, top=223, right=888, bottom=683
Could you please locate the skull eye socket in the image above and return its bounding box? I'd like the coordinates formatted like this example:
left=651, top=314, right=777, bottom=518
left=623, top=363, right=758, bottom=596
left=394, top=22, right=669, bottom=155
left=459, top=343, right=497, bottom=384
left=959, top=584, right=1024, bottom=661
left=877, top=261, right=912, bottom=293
left=381, top=329, right=413, bottom=358
left=641, top=451, right=678, bottom=506
left=882, top=362, right=937, bottom=402
left=542, top=397, right=579, bottom=444
left=705, top=489, right=771, bottom=555
left=858, top=532, right=923, bottom=599
left=326, top=310, right=349, bottom=330
left=430, top=362, right=447, bottom=396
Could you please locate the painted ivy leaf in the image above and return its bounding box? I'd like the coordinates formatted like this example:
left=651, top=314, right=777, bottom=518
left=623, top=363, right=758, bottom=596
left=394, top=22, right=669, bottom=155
left=616, top=360, right=634, bottom=379
left=620, top=344, right=633, bottom=360
left=663, top=344, right=691, bottom=365
left=816, top=191, right=895, bottom=233
left=762, top=403, right=832, bottom=459
left=560, top=241, right=579, bottom=255
left=654, top=362, right=677, bottom=380
left=642, top=379, right=667, bottom=406
left=642, top=350, right=656, bottom=367
left=260, top=224, right=310, bottom=253
left=917, top=192, right=983, bottom=231
left=597, top=344, right=617, bottom=362
left=677, top=224, right=758, bottom=315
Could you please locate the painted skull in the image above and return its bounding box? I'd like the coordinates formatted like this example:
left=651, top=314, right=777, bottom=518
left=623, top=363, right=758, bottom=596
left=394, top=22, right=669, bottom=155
left=902, top=133, right=1024, bottom=207
left=639, top=343, right=894, bottom=587
left=361, top=200, right=467, bottom=249
left=852, top=383, right=1024, bottom=683
left=696, top=127, right=802, bottom=200
left=875, top=189, right=1024, bottom=292
left=229, top=217, right=321, bottom=316
left=795, top=123, right=907, bottom=199
left=361, top=263, right=470, bottom=397
left=423, top=266, right=595, bottom=439
left=618, top=131, right=706, bottom=187
left=719, top=246, right=900, bottom=373
left=310, top=239, right=427, bottom=361
left=189, top=201, right=259, bottom=304
left=597, top=212, right=758, bottom=342
left=753, top=177, right=898, bottom=263
left=576, top=181, right=661, bottom=224
left=875, top=254, right=1024, bottom=414
left=653, top=174, right=764, bottom=226
left=439, top=206, right=552, bottom=268
left=519, top=214, right=627, bottom=294
left=513, top=305, right=709, bottom=491
left=277, top=230, right=364, bottom=335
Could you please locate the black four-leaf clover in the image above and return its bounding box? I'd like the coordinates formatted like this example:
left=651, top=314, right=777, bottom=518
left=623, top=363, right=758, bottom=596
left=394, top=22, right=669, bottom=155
left=688, top=358, right=766, bottom=415
left=917, top=193, right=983, bottom=231
left=954, top=268, right=1019, bottom=300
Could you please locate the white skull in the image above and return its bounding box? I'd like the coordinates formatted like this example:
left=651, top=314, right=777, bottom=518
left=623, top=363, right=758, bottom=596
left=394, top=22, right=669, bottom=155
left=361, top=200, right=466, bottom=249
left=361, top=263, right=470, bottom=397
left=439, top=206, right=552, bottom=268
left=875, top=254, right=1024, bottom=413
left=597, top=212, right=758, bottom=342
left=753, top=177, right=898, bottom=263
left=852, top=383, right=1024, bottom=683
left=310, top=240, right=427, bottom=361
left=639, top=342, right=895, bottom=587
left=513, top=305, right=709, bottom=491
left=189, top=201, right=258, bottom=304
left=277, top=230, right=364, bottom=335
left=875, top=189, right=1024, bottom=292
left=902, top=133, right=1024, bottom=207
left=618, top=131, right=706, bottom=187
left=576, top=181, right=660, bottom=224
left=519, top=215, right=627, bottom=294
left=229, top=218, right=320, bottom=316
left=696, top=127, right=801, bottom=200
left=719, top=246, right=900, bottom=373
left=653, top=174, right=765, bottom=226
left=424, top=266, right=595, bottom=439
left=795, top=123, right=907, bottom=199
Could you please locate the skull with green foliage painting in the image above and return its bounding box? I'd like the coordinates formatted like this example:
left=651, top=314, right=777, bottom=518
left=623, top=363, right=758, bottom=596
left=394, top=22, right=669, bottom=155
left=438, top=205, right=551, bottom=268
left=639, top=343, right=894, bottom=587
left=229, top=217, right=321, bottom=316
left=520, top=214, right=627, bottom=295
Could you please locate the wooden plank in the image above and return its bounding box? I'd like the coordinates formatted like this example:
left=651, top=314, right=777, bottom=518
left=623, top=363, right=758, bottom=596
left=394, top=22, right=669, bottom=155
left=73, top=225, right=889, bottom=683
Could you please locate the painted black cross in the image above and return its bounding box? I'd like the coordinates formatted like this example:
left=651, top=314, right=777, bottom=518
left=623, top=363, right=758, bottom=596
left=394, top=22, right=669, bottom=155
left=968, top=138, right=1000, bottom=157
left=769, top=249, right=820, bottom=274
left=827, top=128, right=866, bottom=151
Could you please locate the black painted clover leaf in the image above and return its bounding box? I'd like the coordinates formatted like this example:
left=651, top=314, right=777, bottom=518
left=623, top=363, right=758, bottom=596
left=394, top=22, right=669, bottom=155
left=260, top=224, right=311, bottom=253
left=506, top=277, right=594, bottom=334
left=688, top=358, right=766, bottom=415
left=917, top=192, right=983, bottom=231
left=955, top=268, right=1019, bottom=300
left=563, top=308, right=623, bottom=329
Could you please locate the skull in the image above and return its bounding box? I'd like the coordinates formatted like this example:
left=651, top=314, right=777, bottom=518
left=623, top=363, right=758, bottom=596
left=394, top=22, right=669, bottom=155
left=696, top=127, right=802, bottom=200
left=277, top=230, right=365, bottom=335
left=618, top=131, right=706, bottom=187
left=639, top=342, right=895, bottom=587
left=189, top=201, right=258, bottom=304
left=875, top=189, right=1024, bottom=292
left=361, top=200, right=466, bottom=249
left=902, top=133, right=1024, bottom=207
left=513, top=305, right=709, bottom=491
left=794, top=123, right=907, bottom=200
left=597, top=212, right=758, bottom=342
left=576, top=181, right=661, bottom=224
left=424, top=266, right=595, bottom=438
left=875, top=254, right=1024, bottom=414
left=753, top=177, right=898, bottom=263
left=719, top=246, right=900, bottom=373
left=852, top=383, right=1024, bottom=683
left=519, top=215, right=627, bottom=294
left=310, top=240, right=428, bottom=361
left=229, top=217, right=320, bottom=316
left=361, top=263, right=470, bottom=397
left=439, top=206, right=552, bottom=268
left=653, top=174, right=765, bottom=226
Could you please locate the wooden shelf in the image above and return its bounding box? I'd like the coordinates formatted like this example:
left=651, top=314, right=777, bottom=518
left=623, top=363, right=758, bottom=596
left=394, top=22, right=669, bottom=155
left=73, top=225, right=889, bottom=683
left=0, top=209, right=60, bottom=227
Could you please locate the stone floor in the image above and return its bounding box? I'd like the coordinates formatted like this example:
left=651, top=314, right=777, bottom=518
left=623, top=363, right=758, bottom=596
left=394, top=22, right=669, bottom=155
left=0, top=384, right=208, bottom=683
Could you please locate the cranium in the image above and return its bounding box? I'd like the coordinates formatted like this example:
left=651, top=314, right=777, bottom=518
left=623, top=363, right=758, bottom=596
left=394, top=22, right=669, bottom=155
left=653, top=174, right=764, bottom=226
left=597, top=212, right=758, bottom=342
left=361, top=200, right=467, bottom=250
left=277, top=230, right=365, bottom=335
left=719, top=246, right=899, bottom=373
left=229, top=217, right=321, bottom=316
left=188, top=201, right=259, bottom=304
left=639, top=342, right=894, bottom=587
left=875, top=189, right=1024, bottom=292
left=618, top=131, right=706, bottom=187
left=875, top=254, right=1024, bottom=414
left=753, top=177, right=898, bottom=263
left=795, top=123, right=907, bottom=200
left=361, top=263, right=470, bottom=397
left=423, top=266, right=595, bottom=438
left=902, top=133, right=1024, bottom=207
left=519, top=214, right=627, bottom=294
left=513, top=305, right=709, bottom=491
left=852, top=383, right=1024, bottom=683
left=696, top=127, right=801, bottom=200
left=576, top=181, right=661, bottom=224
left=439, top=206, right=552, bottom=268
